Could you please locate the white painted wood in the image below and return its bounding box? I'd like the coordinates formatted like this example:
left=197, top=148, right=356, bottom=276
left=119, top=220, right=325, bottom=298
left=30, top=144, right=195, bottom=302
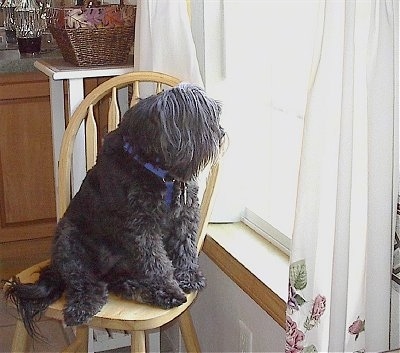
left=118, top=86, right=130, bottom=116
left=48, top=78, right=65, bottom=209
left=34, top=58, right=134, bottom=80
left=67, top=78, right=86, bottom=195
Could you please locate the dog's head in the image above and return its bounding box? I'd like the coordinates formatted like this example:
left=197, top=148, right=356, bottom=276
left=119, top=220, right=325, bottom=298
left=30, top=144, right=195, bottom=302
left=119, top=83, right=225, bottom=181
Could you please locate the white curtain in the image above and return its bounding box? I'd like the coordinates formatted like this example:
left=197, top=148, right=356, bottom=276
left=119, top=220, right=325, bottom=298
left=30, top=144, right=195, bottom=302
left=286, top=1, right=398, bottom=353
left=133, top=0, right=203, bottom=86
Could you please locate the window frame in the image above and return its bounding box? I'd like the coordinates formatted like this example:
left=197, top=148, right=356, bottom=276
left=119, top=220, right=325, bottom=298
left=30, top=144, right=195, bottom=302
left=191, top=0, right=318, bottom=253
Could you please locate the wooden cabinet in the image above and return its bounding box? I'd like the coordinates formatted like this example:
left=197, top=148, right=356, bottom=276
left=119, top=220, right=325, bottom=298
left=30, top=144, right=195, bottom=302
left=0, top=72, right=57, bottom=279
left=0, top=73, right=116, bottom=279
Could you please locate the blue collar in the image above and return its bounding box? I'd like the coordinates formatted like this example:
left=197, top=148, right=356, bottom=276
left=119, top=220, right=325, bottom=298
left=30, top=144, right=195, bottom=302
left=123, top=140, right=175, bottom=206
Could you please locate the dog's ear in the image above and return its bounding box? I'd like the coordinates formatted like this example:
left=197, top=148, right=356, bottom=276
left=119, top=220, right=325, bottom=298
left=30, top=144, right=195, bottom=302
left=101, top=130, right=124, bottom=154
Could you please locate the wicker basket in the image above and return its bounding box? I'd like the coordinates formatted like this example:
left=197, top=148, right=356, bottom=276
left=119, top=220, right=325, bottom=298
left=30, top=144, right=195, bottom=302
left=47, top=4, right=136, bottom=67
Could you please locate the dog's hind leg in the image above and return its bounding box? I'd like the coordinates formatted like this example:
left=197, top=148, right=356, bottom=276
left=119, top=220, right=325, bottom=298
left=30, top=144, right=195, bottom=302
left=52, top=228, right=109, bottom=326
left=56, top=260, right=108, bottom=326
left=62, top=275, right=108, bottom=326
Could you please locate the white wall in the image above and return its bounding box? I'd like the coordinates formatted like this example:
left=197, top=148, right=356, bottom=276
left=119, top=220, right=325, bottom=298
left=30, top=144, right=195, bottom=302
left=162, top=254, right=285, bottom=353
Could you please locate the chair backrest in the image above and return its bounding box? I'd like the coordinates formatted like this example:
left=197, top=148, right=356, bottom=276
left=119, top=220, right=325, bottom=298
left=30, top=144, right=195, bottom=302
left=57, top=71, right=220, bottom=254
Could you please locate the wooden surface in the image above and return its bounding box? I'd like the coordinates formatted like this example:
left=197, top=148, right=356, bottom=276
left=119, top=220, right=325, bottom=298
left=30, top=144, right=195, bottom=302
left=203, top=232, right=287, bottom=328
left=0, top=236, right=52, bottom=280
left=179, top=310, right=202, bottom=352
left=0, top=73, right=118, bottom=279
left=0, top=71, right=57, bottom=279
left=131, top=331, right=145, bottom=353
left=14, top=259, right=199, bottom=332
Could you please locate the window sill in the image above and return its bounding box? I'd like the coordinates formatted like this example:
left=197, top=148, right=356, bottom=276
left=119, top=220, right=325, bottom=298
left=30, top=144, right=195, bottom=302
left=203, top=222, right=289, bottom=329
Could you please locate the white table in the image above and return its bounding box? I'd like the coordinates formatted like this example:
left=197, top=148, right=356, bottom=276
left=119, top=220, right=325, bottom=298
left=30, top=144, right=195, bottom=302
left=34, top=58, right=135, bottom=199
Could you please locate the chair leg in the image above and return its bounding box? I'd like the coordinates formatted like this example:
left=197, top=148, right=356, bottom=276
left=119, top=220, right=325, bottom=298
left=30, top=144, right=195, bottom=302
left=11, top=319, right=30, bottom=353
left=131, top=330, right=146, bottom=353
left=179, top=310, right=201, bottom=353
left=62, top=326, right=89, bottom=353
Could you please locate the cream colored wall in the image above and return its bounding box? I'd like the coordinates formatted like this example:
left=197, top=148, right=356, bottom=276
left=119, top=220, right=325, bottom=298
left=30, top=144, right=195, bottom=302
left=190, top=254, right=284, bottom=352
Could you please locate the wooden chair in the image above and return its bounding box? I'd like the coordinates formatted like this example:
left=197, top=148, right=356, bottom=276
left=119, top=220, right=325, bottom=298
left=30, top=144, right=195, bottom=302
left=8, top=71, right=220, bottom=353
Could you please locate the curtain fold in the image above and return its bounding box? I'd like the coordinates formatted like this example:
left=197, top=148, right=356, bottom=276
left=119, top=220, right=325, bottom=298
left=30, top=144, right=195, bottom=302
left=365, top=1, right=397, bottom=350
left=286, top=1, right=398, bottom=352
left=133, top=0, right=203, bottom=86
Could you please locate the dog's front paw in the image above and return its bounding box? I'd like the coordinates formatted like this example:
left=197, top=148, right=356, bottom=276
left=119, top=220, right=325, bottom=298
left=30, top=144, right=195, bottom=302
left=175, top=269, right=206, bottom=293
left=153, top=283, right=187, bottom=309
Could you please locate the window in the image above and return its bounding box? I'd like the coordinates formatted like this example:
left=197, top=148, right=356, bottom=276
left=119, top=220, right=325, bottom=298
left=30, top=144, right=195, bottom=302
left=192, top=1, right=320, bottom=252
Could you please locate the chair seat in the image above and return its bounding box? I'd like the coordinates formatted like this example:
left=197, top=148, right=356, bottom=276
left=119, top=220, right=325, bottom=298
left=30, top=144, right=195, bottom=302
left=15, top=260, right=198, bottom=331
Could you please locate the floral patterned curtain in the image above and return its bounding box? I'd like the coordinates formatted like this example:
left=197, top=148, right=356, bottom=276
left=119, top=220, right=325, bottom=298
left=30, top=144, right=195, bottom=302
left=393, top=188, right=400, bottom=292
left=286, top=1, right=398, bottom=352
left=391, top=189, right=400, bottom=347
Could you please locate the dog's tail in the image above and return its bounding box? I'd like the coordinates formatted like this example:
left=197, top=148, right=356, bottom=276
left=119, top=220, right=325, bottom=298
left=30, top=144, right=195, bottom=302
left=2, top=265, right=65, bottom=339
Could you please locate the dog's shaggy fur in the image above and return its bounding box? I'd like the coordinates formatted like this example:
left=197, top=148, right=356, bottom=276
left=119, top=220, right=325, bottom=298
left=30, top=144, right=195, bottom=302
left=3, top=83, right=225, bottom=338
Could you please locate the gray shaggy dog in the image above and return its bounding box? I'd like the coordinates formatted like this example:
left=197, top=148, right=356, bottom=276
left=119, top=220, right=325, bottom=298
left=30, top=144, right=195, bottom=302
left=3, top=83, right=225, bottom=338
